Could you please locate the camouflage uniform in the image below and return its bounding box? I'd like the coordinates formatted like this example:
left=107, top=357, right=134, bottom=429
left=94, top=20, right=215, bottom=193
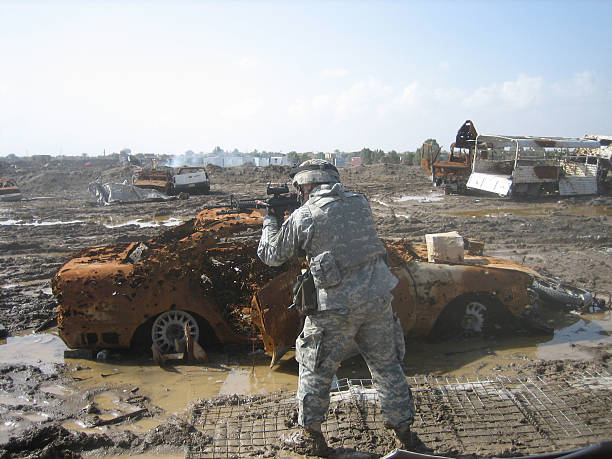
left=258, top=182, right=414, bottom=428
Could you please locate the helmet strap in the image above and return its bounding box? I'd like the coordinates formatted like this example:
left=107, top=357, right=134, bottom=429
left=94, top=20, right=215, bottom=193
left=297, top=184, right=307, bottom=204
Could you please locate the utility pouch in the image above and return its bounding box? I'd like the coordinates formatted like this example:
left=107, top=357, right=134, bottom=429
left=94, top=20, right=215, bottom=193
left=310, top=251, right=342, bottom=289
left=289, top=269, right=318, bottom=315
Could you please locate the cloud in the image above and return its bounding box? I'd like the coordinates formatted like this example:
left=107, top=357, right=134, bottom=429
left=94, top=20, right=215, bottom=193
left=289, top=77, right=396, bottom=121
left=552, top=71, right=597, bottom=98
left=395, top=82, right=420, bottom=108
left=312, top=94, right=331, bottom=109
left=463, top=74, right=543, bottom=109
left=320, top=68, right=349, bottom=78
left=433, top=87, right=467, bottom=104
left=334, top=77, right=393, bottom=120
left=500, top=75, right=543, bottom=107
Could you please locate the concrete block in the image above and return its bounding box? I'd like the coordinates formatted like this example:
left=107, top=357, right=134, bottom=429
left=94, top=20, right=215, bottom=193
left=426, top=232, right=464, bottom=263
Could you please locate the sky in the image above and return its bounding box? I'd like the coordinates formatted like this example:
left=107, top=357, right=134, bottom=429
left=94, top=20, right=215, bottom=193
left=1, top=0, right=611, bottom=157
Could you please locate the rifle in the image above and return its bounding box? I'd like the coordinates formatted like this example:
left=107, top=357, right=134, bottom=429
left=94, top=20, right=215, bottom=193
left=206, top=183, right=300, bottom=217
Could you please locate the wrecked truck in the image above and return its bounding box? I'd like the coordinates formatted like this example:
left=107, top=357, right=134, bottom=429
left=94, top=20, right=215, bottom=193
left=466, top=132, right=609, bottom=197
left=52, top=207, right=555, bottom=365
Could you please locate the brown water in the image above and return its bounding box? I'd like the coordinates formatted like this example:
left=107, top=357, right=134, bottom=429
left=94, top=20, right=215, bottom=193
left=2, top=310, right=610, bottom=403
left=1, top=312, right=610, bottom=448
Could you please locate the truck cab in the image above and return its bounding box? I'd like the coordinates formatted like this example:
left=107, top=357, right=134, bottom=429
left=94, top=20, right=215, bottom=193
left=173, top=166, right=210, bottom=194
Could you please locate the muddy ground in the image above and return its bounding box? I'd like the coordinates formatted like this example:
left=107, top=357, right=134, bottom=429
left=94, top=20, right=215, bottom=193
left=0, top=158, right=611, bottom=458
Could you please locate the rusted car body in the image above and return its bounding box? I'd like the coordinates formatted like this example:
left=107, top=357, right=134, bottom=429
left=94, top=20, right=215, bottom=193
left=0, top=178, right=22, bottom=202
left=52, top=207, right=543, bottom=365
left=132, top=168, right=173, bottom=194
left=421, top=120, right=477, bottom=193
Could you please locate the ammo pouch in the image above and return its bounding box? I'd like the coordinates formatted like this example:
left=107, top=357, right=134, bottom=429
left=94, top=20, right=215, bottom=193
left=290, top=269, right=318, bottom=315
left=309, top=251, right=342, bottom=289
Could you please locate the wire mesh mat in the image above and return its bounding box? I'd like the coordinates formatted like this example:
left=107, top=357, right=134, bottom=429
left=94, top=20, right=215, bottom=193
left=187, top=369, right=612, bottom=458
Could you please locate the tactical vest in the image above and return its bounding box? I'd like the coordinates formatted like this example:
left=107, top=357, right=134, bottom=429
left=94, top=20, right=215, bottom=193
left=304, top=184, right=387, bottom=288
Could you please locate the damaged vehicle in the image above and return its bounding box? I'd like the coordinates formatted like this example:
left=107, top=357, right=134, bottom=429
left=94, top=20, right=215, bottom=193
left=421, top=120, right=477, bottom=194
left=173, top=166, right=210, bottom=194
left=52, top=207, right=582, bottom=366
left=0, top=177, right=22, bottom=202
left=132, top=168, right=173, bottom=194
left=424, top=121, right=611, bottom=197
left=465, top=128, right=609, bottom=197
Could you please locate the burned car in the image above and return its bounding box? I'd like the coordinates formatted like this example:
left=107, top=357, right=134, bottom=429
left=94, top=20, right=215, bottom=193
left=52, top=207, right=563, bottom=365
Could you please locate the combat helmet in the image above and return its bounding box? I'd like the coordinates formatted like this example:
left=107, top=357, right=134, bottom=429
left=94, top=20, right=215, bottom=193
left=289, top=159, right=340, bottom=187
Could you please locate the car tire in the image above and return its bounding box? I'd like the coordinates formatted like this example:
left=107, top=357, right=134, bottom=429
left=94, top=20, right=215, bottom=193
left=532, top=279, right=592, bottom=307
left=431, top=294, right=516, bottom=339
left=151, top=310, right=200, bottom=354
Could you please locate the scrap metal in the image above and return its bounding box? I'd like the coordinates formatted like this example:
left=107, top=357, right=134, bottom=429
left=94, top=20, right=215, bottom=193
left=53, top=207, right=544, bottom=364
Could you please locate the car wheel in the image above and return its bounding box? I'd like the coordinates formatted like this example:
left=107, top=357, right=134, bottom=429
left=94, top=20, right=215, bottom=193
left=151, top=310, right=200, bottom=354
left=460, top=301, right=487, bottom=334
left=431, top=294, right=516, bottom=339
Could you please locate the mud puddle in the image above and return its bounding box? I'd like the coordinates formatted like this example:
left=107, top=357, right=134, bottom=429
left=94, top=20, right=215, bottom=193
left=392, top=192, right=444, bottom=203
left=1, top=315, right=610, bottom=448
left=102, top=216, right=183, bottom=228
left=537, top=311, right=612, bottom=360
left=372, top=192, right=444, bottom=207
left=0, top=333, right=65, bottom=372
left=2, top=314, right=609, bottom=398
left=64, top=354, right=300, bottom=415
left=0, top=216, right=183, bottom=228
left=445, top=204, right=612, bottom=217
left=0, top=218, right=84, bottom=226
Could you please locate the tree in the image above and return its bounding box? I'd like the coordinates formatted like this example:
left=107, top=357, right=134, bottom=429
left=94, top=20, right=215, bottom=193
left=287, top=151, right=299, bottom=165
left=373, top=149, right=385, bottom=163
left=360, top=148, right=373, bottom=165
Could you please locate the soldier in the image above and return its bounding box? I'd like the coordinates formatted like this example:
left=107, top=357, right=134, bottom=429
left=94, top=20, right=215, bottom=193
left=257, top=159, right=414, bottom=456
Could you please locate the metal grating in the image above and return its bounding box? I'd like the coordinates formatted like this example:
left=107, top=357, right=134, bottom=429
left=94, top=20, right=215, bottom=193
left=187, top=369, right=612, bottom=458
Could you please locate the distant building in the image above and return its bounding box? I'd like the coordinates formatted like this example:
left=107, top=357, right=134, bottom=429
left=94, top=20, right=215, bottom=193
left=351, top=157, right=362, bottom=166
left=270, top=156, right=287, bottom=165
left=253, top=157, right=270, bottom=167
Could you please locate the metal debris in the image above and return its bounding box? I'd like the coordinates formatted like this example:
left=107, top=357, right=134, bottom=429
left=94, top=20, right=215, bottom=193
left=187, top=370, right=612, bottom=458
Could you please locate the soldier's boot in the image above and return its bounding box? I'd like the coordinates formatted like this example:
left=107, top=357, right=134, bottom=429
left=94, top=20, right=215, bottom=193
left=385, top=421, right=412, bottom=449
left=279, top=423, right=328, bottom=457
